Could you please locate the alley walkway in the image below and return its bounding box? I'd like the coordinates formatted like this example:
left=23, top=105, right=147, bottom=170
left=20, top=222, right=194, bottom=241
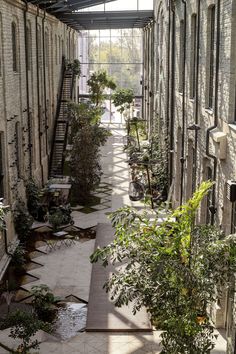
left=0, top=125, right=226, bottom=353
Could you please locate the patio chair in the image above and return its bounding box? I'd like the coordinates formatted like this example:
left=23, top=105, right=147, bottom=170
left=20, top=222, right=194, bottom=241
left=64, top=235, right=76, bottom=247
left=45, top=240, right=57, bottom=252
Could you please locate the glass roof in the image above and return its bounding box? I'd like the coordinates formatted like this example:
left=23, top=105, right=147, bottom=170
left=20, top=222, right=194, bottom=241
left=27, top=0, right=153, bottom=30
left=77, top=0, right=153, bottom=12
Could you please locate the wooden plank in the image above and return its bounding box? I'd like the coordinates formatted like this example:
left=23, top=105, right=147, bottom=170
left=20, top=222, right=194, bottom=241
left=86, top=223, right=152, bottom=332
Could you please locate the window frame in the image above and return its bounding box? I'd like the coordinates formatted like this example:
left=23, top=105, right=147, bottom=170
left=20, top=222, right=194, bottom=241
left=206, top=5, right=216, bottom=109
left=12, top=21, right=19, bottom=72
left=190, top=14, right=197, bottom=99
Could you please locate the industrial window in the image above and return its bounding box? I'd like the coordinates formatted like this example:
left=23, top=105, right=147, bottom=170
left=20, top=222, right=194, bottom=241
left=0, top=133, right=4, bottom=198
left=207, top=5, right=216, bottom=109
left=0, top=14, right=2, bottom=76
left=179, top=20, right=185, bottom=93
left=234, top=84, right=236, bottom=122
left=12, top=22, right=18, bottom=72
left=206, top=166, right=213, bottom=224
left=26, top=24, right=32, bottom=71
left=62, top=39, right=64, bottom=59
left=45, top=31, right=49, bottom=68
left=190, top=14, right=197, bottom=99
left=58, top=36, right=61, bottom=64
left=37, top=26, right=42, bottom=68
left=231, top=202, right=236, bottom=234
left=15, top=122, right=22, bottom=178
left=55, top=35, right=58, bottom=65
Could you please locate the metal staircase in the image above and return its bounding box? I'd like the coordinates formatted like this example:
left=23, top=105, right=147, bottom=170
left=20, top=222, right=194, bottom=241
left=49, top=64, right=75, bottom=177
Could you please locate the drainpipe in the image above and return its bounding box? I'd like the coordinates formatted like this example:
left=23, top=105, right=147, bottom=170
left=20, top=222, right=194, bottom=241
left=180, top=0, right=187, bottom=205
left=23, top=0, right=32, bottom=177
left=35, top=6, right=44, bottom=183
left=42, top=10, right=48, bottom=157
left=169, top=3, right=176, bottom=185
left=206, top=0, right=220, bottom=225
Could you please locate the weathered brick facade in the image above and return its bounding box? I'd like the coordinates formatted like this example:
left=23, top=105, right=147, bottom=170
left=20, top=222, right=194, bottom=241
left=0, top=0, right=78, bottom=277
left=144, top=0, right=236, bottom=350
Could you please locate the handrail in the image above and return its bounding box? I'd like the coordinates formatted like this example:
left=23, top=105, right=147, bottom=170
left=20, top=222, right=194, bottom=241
left=49, top=57, right=66, bottom=176
left=61, top=68, right=75, bottom=172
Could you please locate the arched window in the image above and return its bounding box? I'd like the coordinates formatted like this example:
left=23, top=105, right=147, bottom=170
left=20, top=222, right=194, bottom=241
left=26, top=23, right=32, bottom=71
left=0, top=14, right=2, bottom=76
left=45, top=31, right=49, bottom=68
left=12, top=22, right=18, bottom=72
left=206, top=5, right=216, bottom=109
left=58, top=36, right=61, bottom=64
left=37, top=25, right=42, bottom=68
left=0, top=133, right=5, bottom=198
left=179, top=20, right=185, bottom=92
left=55, top=34, right=58, bottom=65
left=15, top=122, right=22, bottom=178
left=190, top=14, right=197, bottom=99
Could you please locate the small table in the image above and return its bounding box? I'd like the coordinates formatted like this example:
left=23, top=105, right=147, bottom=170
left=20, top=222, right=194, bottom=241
left=53, top=231, right=68, bottom=238
left=52, top=231, right=69, bottom=248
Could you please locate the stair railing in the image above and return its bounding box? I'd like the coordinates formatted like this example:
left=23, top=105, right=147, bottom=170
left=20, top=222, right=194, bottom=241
left=49, top=56, right=66, bottom=176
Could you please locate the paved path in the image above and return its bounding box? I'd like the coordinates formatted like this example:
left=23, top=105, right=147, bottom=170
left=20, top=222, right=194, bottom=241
left=86, top=223, right=151, bottom=332
left=0, top=125, right=226, bottom=353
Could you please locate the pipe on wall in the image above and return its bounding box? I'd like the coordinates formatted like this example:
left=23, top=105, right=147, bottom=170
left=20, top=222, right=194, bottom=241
left=205, top=0, right=221, bottom=225
left=23, top=0, right=32, bottom=177
left=35, top=5, right=44, bottom=183
left=180, top=0, right=187, bottom=205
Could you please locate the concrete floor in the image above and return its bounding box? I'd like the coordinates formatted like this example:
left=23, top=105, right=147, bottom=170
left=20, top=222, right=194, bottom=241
left=0, top=125, right=227, bottom=353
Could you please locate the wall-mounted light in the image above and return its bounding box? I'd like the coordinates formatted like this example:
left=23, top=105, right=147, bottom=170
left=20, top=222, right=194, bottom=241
left=187, top=123, right=201, bottom=131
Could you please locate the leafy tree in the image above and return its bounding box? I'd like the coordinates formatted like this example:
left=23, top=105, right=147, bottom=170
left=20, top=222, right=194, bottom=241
left=91, top=181, right=236, bottom=354
left=68, top=102, right=111, bottom=204
left=112, top=88, right=134, bottom=115
left=87, top=70, right=116, bottom=107
left=30, top=284, right=60, bottom=321
left=13, top=200, right=33, bottom=244
left=0, top=310, right=51, bottom=354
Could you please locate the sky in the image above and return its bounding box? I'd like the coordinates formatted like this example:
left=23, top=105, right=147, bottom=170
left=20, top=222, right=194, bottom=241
left=77, top=0, right=153, bottom=12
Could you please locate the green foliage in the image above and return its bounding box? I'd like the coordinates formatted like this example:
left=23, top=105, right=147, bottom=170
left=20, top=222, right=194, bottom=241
left=88, top=29, right=142, bottom=95
left=68, top=102, right=111, bottom=204
left=25, top=178, right=41, bottom=220
left=87, top=70, right=116, bottom=107
left=0, top=201, right=9, bottom=232
left=67, top=59, right=81, bottom=76
left=69, top=102, right=103, bottom=132
left=10, top=245, right=26, bottom=268
left=91, top=181, right=236, bottom=353
left=0, top=309, right=51, bottom=354
left=30, top=285, right=60, bottom=321
left=13, top=200, right=33, bottom=244
left=48, top=205, right=72, bottom=231
left=112, top=88, right=134, bottom=114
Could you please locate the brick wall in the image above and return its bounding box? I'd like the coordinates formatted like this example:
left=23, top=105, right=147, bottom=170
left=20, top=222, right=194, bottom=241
left=0, top=0, right=78, bottom=269
left=143, top=0, right=236, bottom=341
